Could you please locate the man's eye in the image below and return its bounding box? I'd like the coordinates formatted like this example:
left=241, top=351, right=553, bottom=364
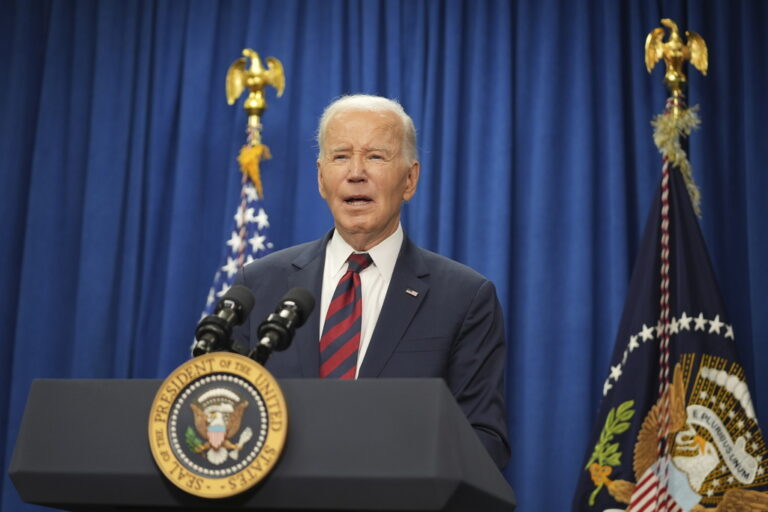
left=333, top=154, right=348, bottom=161
left=369, top=154, right=384, bottom=160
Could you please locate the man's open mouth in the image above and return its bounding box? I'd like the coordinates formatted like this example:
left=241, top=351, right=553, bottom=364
left=344, top=195, right=373, bottom=205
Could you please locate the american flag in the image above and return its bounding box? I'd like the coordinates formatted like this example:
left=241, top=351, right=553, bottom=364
left=202, top=176, right=273, bottom=316
left=572, top=156, right=768, bottom=509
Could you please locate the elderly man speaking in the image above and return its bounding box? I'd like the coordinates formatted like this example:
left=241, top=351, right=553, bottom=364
left=232, top=94, right=510, bottom=469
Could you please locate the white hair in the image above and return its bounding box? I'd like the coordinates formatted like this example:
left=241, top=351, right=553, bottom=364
left=316, top=94, right=418, bottom=164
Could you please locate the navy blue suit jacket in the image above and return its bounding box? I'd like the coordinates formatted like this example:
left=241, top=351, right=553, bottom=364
left=232, top=231, right=510, bottom=469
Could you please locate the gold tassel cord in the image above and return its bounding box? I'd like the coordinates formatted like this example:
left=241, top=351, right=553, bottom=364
left=237, top=143, right=272, bottom=200
left=651, top=105, right=702, bottom=217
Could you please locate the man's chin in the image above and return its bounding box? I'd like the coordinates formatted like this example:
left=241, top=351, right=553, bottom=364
left=333, top=209, right=375, bottom=230
left=336, top=221, right=374, bottom=237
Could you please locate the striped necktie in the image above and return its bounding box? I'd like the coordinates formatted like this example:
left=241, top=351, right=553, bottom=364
left=319, top=252, right=373, bottom=379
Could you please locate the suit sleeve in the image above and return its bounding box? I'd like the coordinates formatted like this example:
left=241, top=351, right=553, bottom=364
left=447, top=279, right=511, bottom=469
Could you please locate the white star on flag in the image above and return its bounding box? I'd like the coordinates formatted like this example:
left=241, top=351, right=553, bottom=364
left=678, top=311, right=693, bottom=330
left=253, top=208, right=270, bottom=230
left=248, top=233, right=266, bottom=253
left=216, top=281, right=230, bottom=298
left=244, top=184, right=259, bottom=202
left=221, top=256, right=240, bottom=278
left=694, top=312, right=708, bottom=331
left=709, top=314, right=724, bottom=334
left=234, top=207, right=255, bottom=228
left=226, top=231, right=244, bottom=251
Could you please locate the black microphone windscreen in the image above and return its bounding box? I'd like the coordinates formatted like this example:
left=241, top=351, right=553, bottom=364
left=282, top=287, right=315, bottom=326
left=223, top=285, right=256, bottom=317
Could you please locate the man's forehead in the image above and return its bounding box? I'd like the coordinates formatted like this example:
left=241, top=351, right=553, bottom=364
left=325, top=110, right=402, bottom=141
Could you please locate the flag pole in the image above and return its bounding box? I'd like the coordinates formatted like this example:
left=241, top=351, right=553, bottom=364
left=644, top=16, right=708, bottom=459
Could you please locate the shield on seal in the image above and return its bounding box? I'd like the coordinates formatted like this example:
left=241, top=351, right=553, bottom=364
left=208, top=422, right=226, bottom=449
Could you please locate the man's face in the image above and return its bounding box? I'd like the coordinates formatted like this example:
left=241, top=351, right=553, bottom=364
left=317, top=109, right=419, bottom=251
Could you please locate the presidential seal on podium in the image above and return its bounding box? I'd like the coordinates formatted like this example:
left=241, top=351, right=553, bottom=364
left=148, top=352, right=287, bottom=498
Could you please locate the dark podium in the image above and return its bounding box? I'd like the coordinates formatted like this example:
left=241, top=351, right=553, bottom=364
left=10, top=378, right=515, bottom=511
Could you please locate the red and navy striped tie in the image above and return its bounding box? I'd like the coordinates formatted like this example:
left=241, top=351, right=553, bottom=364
left=319, top=253, right=373, bottom=379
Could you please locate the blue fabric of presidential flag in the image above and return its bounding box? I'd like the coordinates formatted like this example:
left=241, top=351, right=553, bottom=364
left=203, top=179, right=273, bottom=316
left=573, top=166, right=768, bottom=511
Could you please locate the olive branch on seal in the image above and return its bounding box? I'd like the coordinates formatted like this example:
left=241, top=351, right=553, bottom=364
left=185, top=426, right=204, bottom=452
left=584, top=400, right=635, bottom=506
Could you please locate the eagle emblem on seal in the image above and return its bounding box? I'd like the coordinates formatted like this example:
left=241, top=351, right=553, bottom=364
left=187, top=387, right=253, bottom=465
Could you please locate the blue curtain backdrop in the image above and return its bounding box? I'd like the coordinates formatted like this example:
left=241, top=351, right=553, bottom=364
left=1, top=1, right=766, bottom=511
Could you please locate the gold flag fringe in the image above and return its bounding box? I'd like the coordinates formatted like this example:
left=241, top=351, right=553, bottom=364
left=237, top=143, right=272, bottom=200
left=651, top=105, right=702, bottom=217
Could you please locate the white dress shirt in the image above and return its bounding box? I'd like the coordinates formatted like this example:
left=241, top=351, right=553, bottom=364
left=319, top=224, right=403, bottom=378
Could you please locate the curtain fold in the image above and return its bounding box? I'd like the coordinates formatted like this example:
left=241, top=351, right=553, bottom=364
left=1, top=1, right=766, bottom=511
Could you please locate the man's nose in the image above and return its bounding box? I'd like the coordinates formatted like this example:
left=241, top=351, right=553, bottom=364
left=347, top=154, right=367, bottom=180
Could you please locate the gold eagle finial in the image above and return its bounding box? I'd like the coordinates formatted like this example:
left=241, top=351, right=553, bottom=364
left=226, top=49, right=285, bottom=117
left=645, top=18, right=708, bottom=98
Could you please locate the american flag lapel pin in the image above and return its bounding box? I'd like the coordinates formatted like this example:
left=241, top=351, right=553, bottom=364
left=405, top=288, right=419, bottom=297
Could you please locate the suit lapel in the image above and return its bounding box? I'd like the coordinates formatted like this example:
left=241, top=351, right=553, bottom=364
left=287, top=232, right=332, bottom=378
left=359, top=237, right=429, bottom=378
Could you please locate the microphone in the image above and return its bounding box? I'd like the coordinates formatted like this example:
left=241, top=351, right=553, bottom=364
left=192, top=285, right=255, bottom=357
left=250, top=287, right=315, bottom=365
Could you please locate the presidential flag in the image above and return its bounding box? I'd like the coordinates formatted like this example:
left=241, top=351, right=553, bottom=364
left=573, top=115, right=768, bottom=510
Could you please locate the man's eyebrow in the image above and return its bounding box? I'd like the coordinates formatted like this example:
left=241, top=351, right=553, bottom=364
left=365, top=146, right=393, bottom=153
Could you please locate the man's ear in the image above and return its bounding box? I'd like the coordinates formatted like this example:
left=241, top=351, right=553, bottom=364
left=402, top=161, right=420, bottom=201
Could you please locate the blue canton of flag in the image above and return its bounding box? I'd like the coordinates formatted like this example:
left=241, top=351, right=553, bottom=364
left=573, top=166, right=768, bottom=512
left=202, top=179, right=273, bottom=317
